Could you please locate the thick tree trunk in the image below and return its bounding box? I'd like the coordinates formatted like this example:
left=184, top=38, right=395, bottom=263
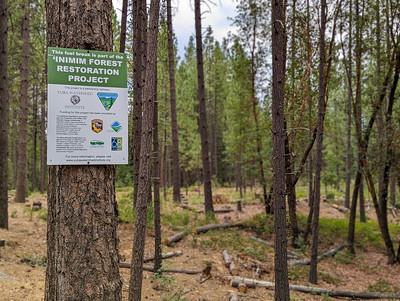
left=194, top=0, right=213, bottom=214
left=271, top=0, right=290, bottom=299
left=132, top=0, right=147, bottom=206
left=0, top=0, right=8, bottom=229
left=119, top=0, right=128, bottom=53
left=15, top=2, right=30, bottom=203
left=167, top=0, right=181, bottom=203
left=45, top=1, right=122, bottom=299
left=309, top=0, right=327, bottom=284
left=128, top=0, right=160, bottom=299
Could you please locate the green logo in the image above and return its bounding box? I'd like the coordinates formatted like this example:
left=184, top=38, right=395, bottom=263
left=90, top=140, right=105, bottom=146
left=97, top=92, right=118, bottom=111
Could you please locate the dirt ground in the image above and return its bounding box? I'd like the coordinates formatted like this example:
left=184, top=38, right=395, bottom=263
left=0, top=192, right=399, bottom=301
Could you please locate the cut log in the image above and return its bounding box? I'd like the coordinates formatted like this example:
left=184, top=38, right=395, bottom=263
left=222, top=250, right=233, bottom=267
left=332, top=204, right=349, bottom=213
left=289, top=244, right=347, bottom=266
left=119, top=262, right=202, bottom=274
left=229, top=293, right=239, bottom=301
left=165, top=230, right=189, bottom=246
left=196, top=223, right=243, bottom=234
left=230, top=277, right=399, bottom=299
left=143, top=251, right=183, bottom=263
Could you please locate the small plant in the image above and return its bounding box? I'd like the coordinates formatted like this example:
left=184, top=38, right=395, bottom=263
left=368, top=279, right=396, bottom=293
left=334, top=250, right=354, bottom=265
left=10, top=210, right=17, bottom=218
left=326, top=192, right=335, bottom=201
left=37, top=208, right=48, bottom=221
left=162, top=211, right=190, bottom=230
left=20, top=255, right=47, bottom=267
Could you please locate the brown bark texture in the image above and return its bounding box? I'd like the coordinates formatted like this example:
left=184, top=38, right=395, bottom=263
left=271, top=0, right=290, bottom=299
left=15, top=2, right=30, bottom=203
left=45, top=0, right=122, bottom=300
left=167, top=0, right=181, bottom=203
left=0, top=0, right=8, bottom=229
left=194, top=0, right=213, bottom=214
left=128, top=0, right=160, bottom=299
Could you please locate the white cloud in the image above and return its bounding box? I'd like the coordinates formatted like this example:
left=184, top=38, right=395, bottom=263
left=112, top=0, right=236, bottom=56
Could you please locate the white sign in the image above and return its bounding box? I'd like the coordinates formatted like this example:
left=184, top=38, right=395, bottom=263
left=47, top=47, right=128, bottom=165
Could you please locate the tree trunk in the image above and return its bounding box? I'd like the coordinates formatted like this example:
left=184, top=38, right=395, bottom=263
left=31, top=84, right=38, bottom=191
left=249, top=1, right=269, bottom=214
left=39, top=71, right=47, bottom=193
left=284, top=122, right=299, bottom=247
left=390, top=173, right=396, bottom=207
left=0, top=0, right=8, bottom=229
left=194, top=0, right=213, bottom=214
left=128, top=0, right=160, bottom=299
left=119, top=0, right=128, bottom=53
left=167, top=0, right=181, bottom=203
left=132, top=0, right=147, bottom=206
left=359, top=175, right=366, bottom=222
left=15, top=2, right=30, bottom=203
left=45, top=0, right=122, bottom=299
left=152, top=56, right=162, bottom=272
left=309, top=0, right=327, bottom=284
left=271, top=0, right=290, bottom=299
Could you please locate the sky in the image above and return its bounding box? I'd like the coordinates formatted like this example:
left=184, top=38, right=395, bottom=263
left=112, top=0, right=237, bottom=56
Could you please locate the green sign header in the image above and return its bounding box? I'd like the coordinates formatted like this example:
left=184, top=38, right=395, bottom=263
left=47, top=47, right=127, bottom=88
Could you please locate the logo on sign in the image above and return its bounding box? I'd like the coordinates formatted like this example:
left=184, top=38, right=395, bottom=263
left=70, top=95, right=81, bottom=105
left=90, top=140, right=105, bottom=148
left=91, top=119, right=103, bottom=133
left=97, top=92, right=118, bottom=111
left=111, top=121, right=122, bottom=132
left=111, top=137, right=122, bottom=151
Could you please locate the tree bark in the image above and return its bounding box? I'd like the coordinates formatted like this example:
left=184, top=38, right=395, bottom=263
left=309, top=0, right=327, bottom=284
left=45, top=0, right=122, bottom=299
left=271, top=0, right=290, bottom=299
left=152, top=58, right=162, bottom=272
left=194, top=0, right=213, bottom=214
left=39, top=71, right=47, bottom=193
left=119, top=0, right=128, bottom=53
left=128, top=0, right=160, bottom=299
left=0, top=0, right=8, bottom=229
left=166, top=0, right=181, bottom=203
left=15, top=1, right=30, bottom=203
left=344, top=0, right=353, bottom=209
left=132, top=0, right=147, bottom=206
left=359, top=175, right=366, bottom=222
left=31, top=83, right=38, bottom=191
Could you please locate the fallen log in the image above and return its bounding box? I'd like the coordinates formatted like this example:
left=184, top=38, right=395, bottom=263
left=228, top=293, right=239, bottom=301
left=180, top=204, right=234, bottom=214
left=119, top=262, right=202, bottom=274
left=230, top=277, right=400, bottom=300
left=223, top=250, right=233, bottom=267
left=289, top=244, right=347, bottom=266
left=143, top=251, right=183, bottom=263
left=196, top=223, right=243, bottom=234
left=332, top=204, right=349, bottom=213
left=165, top=230, right=189, bottom=246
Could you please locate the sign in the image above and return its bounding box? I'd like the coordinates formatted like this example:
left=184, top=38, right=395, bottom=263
left=47, top=47, right=128, bottom=165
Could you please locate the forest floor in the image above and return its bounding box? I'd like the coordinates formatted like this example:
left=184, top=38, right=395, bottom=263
left=0, top=187, right=399, bottom=301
